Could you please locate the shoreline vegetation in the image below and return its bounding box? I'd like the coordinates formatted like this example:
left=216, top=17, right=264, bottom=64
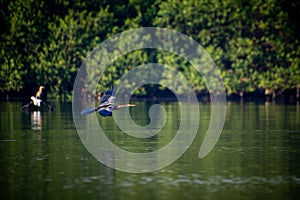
left=1, top=0, right=299, bottom=102
left=1, top=89, right=299, bottom=104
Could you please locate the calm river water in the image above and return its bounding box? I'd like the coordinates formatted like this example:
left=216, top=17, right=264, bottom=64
left=0, top=101, right=299, bottom=200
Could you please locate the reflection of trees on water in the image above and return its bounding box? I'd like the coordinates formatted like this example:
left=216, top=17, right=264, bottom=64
left=31, top=111, right=42, bottom=130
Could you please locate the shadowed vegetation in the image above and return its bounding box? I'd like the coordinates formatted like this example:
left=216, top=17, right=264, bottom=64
left=0, top=0, right=299, bottom=101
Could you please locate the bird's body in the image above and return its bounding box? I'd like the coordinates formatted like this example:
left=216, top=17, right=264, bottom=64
left=98, top=89, right=115, bottom=117
left=31, top=96, right=42, bottom=107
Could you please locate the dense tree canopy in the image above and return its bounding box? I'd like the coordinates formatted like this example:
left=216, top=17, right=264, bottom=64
left=0, top=0, right=299, bottom=100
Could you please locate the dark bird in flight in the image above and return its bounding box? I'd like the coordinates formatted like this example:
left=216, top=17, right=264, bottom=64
left=81, top=89, right=135, bottom=117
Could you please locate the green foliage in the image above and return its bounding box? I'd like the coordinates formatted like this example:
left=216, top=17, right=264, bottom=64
left=154, top=0, right=300, bottom=96
left=0, top=0, right=299, bottom=99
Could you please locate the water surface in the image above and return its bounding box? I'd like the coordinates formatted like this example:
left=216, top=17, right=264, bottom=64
left=0, top=101, right=299, bottom=199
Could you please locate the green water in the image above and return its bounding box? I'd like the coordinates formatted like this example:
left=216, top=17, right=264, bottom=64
left=0, top=101, right=299, bottom=200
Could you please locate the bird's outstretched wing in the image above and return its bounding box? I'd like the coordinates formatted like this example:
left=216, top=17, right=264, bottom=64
left=80, top=103, right=112, bottom=116
left=100, top=89, right=113, bottom=104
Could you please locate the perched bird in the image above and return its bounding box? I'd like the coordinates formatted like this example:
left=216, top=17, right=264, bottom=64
left=30, top=85, right=45, bottom=107
left=81, top=89, right=135, bottom=117
left=22, top=85, right=53, bottom=111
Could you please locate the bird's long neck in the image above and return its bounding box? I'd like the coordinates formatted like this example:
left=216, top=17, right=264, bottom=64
left=36, top=87, right=44, bottom=98
left=114, top=104, right=135, bottom=110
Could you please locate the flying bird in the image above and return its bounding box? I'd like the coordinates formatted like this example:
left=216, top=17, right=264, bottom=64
left=81, top=89, right=135, bottom=117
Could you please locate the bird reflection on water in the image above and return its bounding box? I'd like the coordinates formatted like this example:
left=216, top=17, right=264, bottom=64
left=31, top=111, right=42, bottom=130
